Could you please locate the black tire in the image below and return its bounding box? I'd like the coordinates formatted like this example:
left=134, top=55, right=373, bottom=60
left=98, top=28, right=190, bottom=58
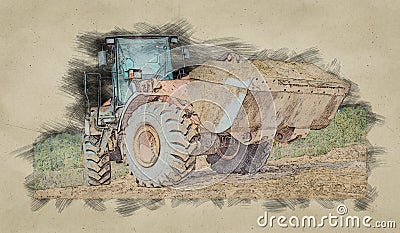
left=124, top=102, right=198, bottom=187
left=82, top=135, right=111, bottom=186
left=238, top=141, right=271, bottom=174
left=205, top=137, right=246, bottom=174
left=206, top=139, right=271, bottom=174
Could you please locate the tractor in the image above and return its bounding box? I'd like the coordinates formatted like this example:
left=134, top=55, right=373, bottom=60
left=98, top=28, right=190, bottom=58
left=82, top=34, right=350, bottom=187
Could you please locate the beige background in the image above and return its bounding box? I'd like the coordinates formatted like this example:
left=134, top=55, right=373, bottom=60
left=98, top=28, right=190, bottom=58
left=1, top=0, right=399, bottom=232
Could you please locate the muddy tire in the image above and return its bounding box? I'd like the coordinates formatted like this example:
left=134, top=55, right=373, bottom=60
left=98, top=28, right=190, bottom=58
left=238, top=141, right=271, bottom=174
left=206, top=139, right=271, bottom=174
left=82, top=135, right=112, bottom=186
left=124, top=102, right=198, bottom=187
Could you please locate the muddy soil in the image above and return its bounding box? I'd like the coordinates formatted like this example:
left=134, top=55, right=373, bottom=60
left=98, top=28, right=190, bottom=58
left=34, top=144, right=366, bottom=199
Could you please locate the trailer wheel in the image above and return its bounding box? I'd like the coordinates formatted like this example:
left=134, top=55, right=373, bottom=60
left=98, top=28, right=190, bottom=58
left=238, top=141, right=271, bottom=174
left=124, top=102, right=198, bottom=187
left=206, top=139, right=271, bottom=174
left=82, top=135, right=112, bottom=186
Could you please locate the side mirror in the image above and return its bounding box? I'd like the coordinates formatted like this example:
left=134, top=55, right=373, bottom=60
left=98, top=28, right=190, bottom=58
left=98, top=51, right=107, bottom=67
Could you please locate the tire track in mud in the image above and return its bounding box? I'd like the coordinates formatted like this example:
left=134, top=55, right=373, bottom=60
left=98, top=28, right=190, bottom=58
left=175, top=160, right=365, bottom=189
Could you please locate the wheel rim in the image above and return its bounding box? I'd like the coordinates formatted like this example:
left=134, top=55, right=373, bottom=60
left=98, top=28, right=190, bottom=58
left=133, top=124, right=161, bottom=168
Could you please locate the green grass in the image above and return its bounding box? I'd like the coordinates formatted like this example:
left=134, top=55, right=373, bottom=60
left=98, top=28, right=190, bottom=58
left=34, top=132, right=82, bottom=171
left=33, top=105, right=366, bottom=189
left=33, top=133, right=83, bottom=189
left=33, top=133, right=130, bottom=189
left=270, top=106, right=367, bottom=160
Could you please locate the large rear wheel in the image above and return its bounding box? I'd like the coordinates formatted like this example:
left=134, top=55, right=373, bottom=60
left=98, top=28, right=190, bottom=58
left=124, top=102, right=198, bottom=187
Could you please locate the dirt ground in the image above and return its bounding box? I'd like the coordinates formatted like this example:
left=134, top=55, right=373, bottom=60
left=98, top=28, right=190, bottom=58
left=34, top=144, right=366, bottom=199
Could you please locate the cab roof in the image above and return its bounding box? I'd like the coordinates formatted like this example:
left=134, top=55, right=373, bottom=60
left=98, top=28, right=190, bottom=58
left=104, top=34, right=177, bottom=44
